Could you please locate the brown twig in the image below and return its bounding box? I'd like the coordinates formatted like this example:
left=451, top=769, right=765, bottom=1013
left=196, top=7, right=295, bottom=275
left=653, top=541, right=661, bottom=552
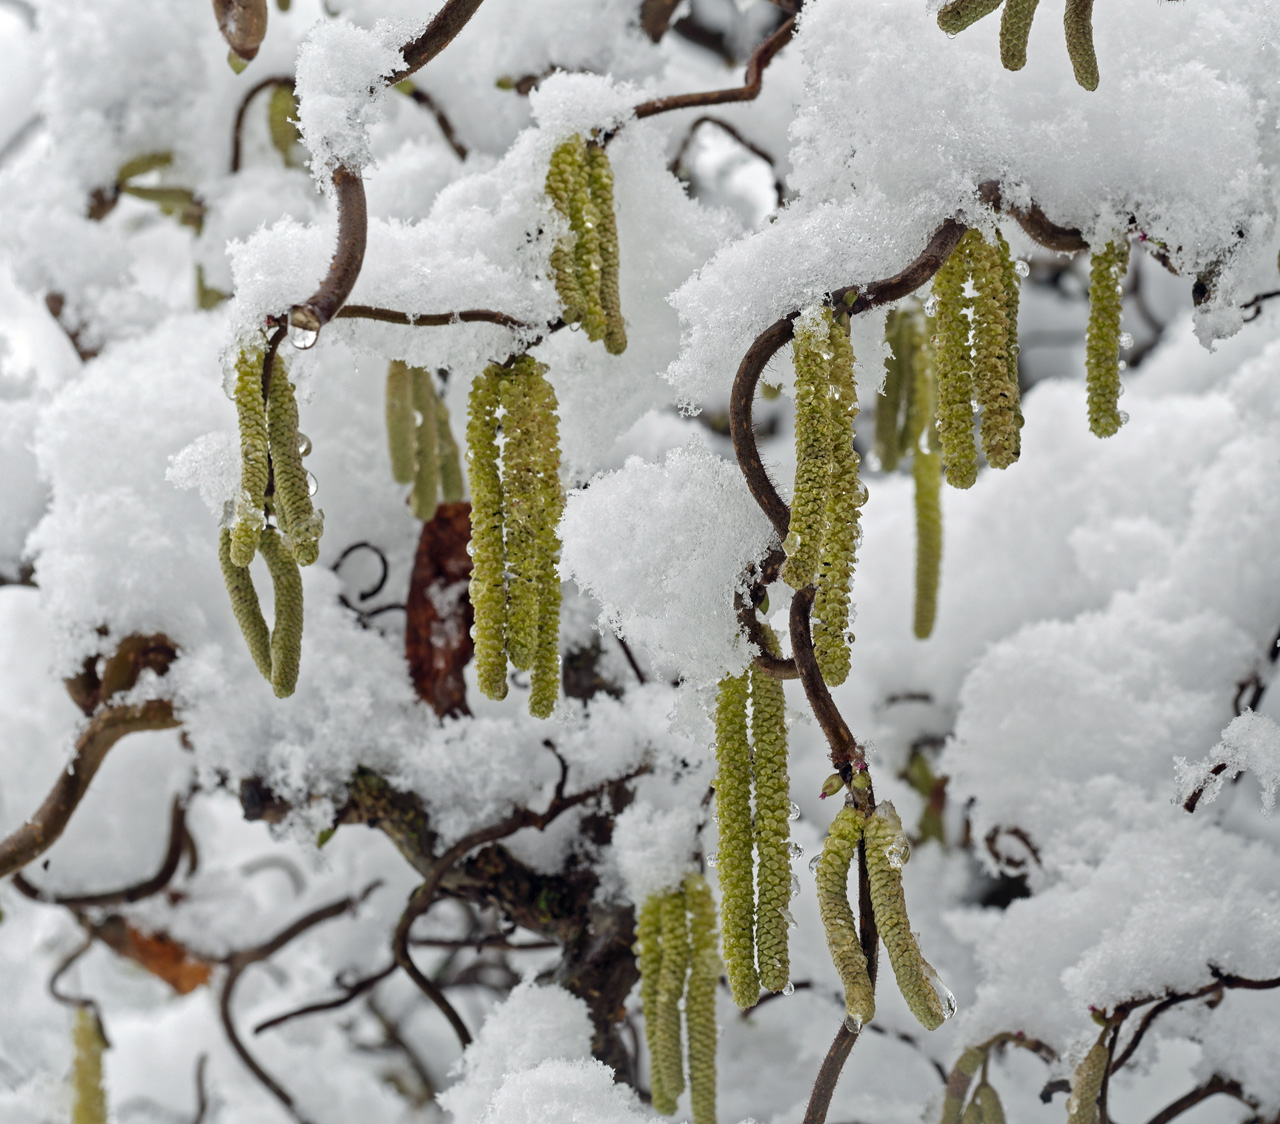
left=253, top=961, right=398, bottom=1034
left=288, top=165, right=368, bottom=339
left=1142, top=1075, right=1253, bottom=1124
left=230, top=76, right=294, bottom=174
left=219, top=882, right=383, bottom=1124
left=13, top=797, right=186, bottom=909
left=0, top=700, right=180, bottom=880
left=393, top=0, right=490, bottom=84
left=669, top=115, right=786, bottom=208
left=835, top=220, right=968, bottom=313
left=976, top=181, right=1088, bottom=255
left=333, top=304, right=532, bottom=331
left=48, top=933, right=99, bottom=1012
left=633, top=16, right=796, bottom=119
left=790, top=587, right=864, bottom=773
left=736, top=592, right=798, bottom=679
left=366, top=993, right=438, bottom=1103
left=401, top=87, right=468, bottom=161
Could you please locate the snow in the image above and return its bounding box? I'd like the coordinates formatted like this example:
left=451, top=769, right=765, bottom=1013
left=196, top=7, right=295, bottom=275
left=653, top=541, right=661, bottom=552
left=1175, top=711, right=1280, bottom=815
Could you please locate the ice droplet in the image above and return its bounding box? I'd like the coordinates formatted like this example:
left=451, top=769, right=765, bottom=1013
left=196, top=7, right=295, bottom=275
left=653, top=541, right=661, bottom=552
left=1119, top=332, right=1134, bottom=349
left=1119, top=410, right=1130, bottom=425
left=784, top=909, right=798, bottom=930
left=808, top=853, right=822, bottom=875
left=923, top=295, right=939, bottom=316
left=717, top=1024, right=727, bottom=1039
left=843, top=1013, right=863, bottom=1032
left=296, top=432, right=312, bottom=457
left=306, top=472, right=319, bottom=497
left=288, top=321, right=318, bottom=350
left=851, top=480, right=869, bottom=507
left=787, top=801, right=801, bottom=822
left=788, top=842, right=804, bottom=859
left=1117, top=359, right=1128, bottom=372
left=790, top=873, right=801, bottom=899
left=1014, top=259, right=1031, bottom=279
left=705, top=850, right=718, bottom=868
left=782, top=981, right=795, bottom=996
left=886, top=837, right=910, bottom=870
left=923, top=963, right=958, bottom=1021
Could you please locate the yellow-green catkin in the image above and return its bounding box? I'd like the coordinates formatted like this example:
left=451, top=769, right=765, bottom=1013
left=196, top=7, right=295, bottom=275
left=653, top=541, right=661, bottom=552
left=913, top=446, right=943, bottom=640
left=546, top=137, right=588, bottom=325
left=385, top=360, right=416, bottom=485
left=557, top=135, right=608, bottom=343
left=655, top=887, right=690, bottom=1111
left=876, top=312, right=907, bottom=473
left=968, top=234, right=1020, bottom=470
left=816, top=804, right=876, bottom=1030
left=1085, top=239, right=1129, bottom=437
left=1066, top=1035, right=1110, bottom=1124
left=219, top=527, right=272, bottom=679
left=501, top=370, right=540, bottom=672
left=527, top=369, right=564, bottom=720
left=813, top=314, right=862, bottom=685
left=586, top=143, right=627, bottom=355
left=864, top=801, right=952, bottom=1031
left=937, top=0, right=1002, bottom=36
left=685, top=872, right=720, bottom=1124
left=976, top=1083, right=1005, bottom=1124
left=436, top=397, right=465, bottom=503
left=999, top=0, right=1039, bottom=70
left=750, top=625, right=791, bottom=994
left=995, top=232, right=1022, bottom=400
left=940, top=1047, right=988, bottom=1124
left=934, top=235, right=979, bottom=489
left=1064, top=0, right=1099, bottom=91
left=259, top=526, right=304, bottom=698
left=782, top=307, right=835, bottom=589
left=268, top=85, right=301, bottom=165
left=231, top=348, right=270, bottom=567
left=714, top=671, right=759, bottom=1009
left=71, top=1008, right=107, bottom=1124
left=636, top=896, right=669, bottom=1114
left=266, top=359, right=323, bottom=566
left=467, top=367, right=508, bottom=701
left=410, top=367, right=440, bottom=521
left=961, top=1098, right=983, bottom=1124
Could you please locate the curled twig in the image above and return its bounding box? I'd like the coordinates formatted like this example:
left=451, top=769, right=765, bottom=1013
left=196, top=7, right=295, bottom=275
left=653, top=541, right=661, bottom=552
left=253, top=961, right=398, bottom=1034
left=288, top=166, right=368, bottom=340
left=230, top=76, right=295, bottom=174
left=976, top=181, right=1087, bottom=254
left=400, top=86, right=468, bottom=161
left=790, top=587, right=864, bottom=773
left=669, top=116, right=786, bottom=208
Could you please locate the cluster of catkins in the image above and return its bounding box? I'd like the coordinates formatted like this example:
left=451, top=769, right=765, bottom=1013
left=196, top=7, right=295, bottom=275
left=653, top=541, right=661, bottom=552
left=939, top=1042, right=1008, bottom=1124
left=467, top=356, right=564, bottom=718
left=221, top=344, right=321, bottom=698
left=713, top=623, right=794, bottom=1009
left=545, top=135, right=627, bottom=355
left=384, top=361, right=464, bottom=519
left=817, top=800, right=955, bottom=1033
left=635, top=874, right=720, bottom=1123
left=783, top=305, right=866, bottom=686
left=876, top=304, right=943, bottom=639
left=936, top=0, right=1102, bottom=91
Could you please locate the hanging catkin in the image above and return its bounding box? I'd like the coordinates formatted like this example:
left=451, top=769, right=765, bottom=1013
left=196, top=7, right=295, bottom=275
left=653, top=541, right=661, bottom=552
left=267, top=84, right=301, bottom=165
left=1066, top=1034, right=1110, bottom=1124
left=782, top=307, right=835, bottom=589
left=527, top=368, right=564, bottom=720
left=258, top=526, right=304, bottom=698
left=812, top=312, right=862, bottom=685
left=913, top=446, right=943, bottom=640
left=501, top=369, right=542, bottom=673
left=1063, top=0, right=1099, bottom=91
left=937, top=0, right=1002, bottom=36
left=586, top=142, right=627, bottom=355
left=467, top=366, right=507, bottom=701
left=219, top=527, right=272, bottom=680
left=939, top=1046, right=989, bottom=1124
left=655, top=887, right=690, bottom=1110
left=436, top=397, right=465, bottom=503
left=636, top=896, right=669, bottom=1113
left=995, top=231, right=1022, bottom=397
left=266, top=358, right=323, bottom=566
left=875, top=311, right=907, bottom=472
left=385, top=360, right=416, bottom=485
left=933, top=235, right=979, bottom=489
left=230, top=347, right=270, bottom=566
left=967, top=234, right=1021, bottom=470
left=893, top=310, right=923, bottom=464
left=976, top=1083, right=1006, bottom=1124
left=410, top=367, right=440, bottom=520
left=751, top=624, right=791, bottom=994
left=685, top=872, right=720, bottom=1124
left=999, top=0, right=1039, bottom=70
left=1085, top=239, right=1129, bottom=437
left=71, top=1008, right=108, bottom=1124
left=546, top=137, right=588, bottom=325
left=816, top=804, right=876, bottom=1030
left=864, top=802, right=953, bottom=1030
left=715, top=670, right=759, bottom=1009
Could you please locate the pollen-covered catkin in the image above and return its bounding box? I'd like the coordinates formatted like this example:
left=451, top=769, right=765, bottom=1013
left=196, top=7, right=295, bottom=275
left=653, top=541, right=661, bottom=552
left=816, top=805, right=876, bottom=1030
left=813, top=313, right=861, bottom=685
left=751, top=625, right=791, bottom=994
left=940, top=1047, right=988, bottom=1124
left=875, top=312, right=906, bottom=473
left=636, top=895, right=669, bottom=1114
left=266, top=359, right=323, bottom=566
left=385, top=360, right=416, bottom=485
left=219, top=527, right=272, bottom=680
left=230, top=348, right=270, bottom=566
left=999, top=0, right=1039, bottom=70
left=410, top=367, right=440, bottom=520
left=933, top=235, right=978, bottom=489
left=436, top=398, right=465, bottom=503
left=1066, top=1035, right=1110, bottom=1124
left=565, top=138, right=607, bottom=343
left=1064, top=0, right=1099, bottom=90
left=995, top=231, right=1023, bottom=399
left=715, top=670, right=759, bottom=1009
left=71, top=1007, right=108, bottom=1124
left=865, top=801, right=952, bottom=1030
left=685, top=872, right=720, bottom=1124
left=655, top=888, right=690, bottom=1110
left=528, top=366, right=564, bottom=720
left=259, top=526, right=303, bottom=698
left=968, top=234, right=1020, bottom=470
left=467, top=366, right=507, bottom=700
left=936, top=0, right=1002, bottom=36
left=586, top=143, right=627, bottom=355
left=782, top=307, right=835, bottom=589
left=1085, top=239, right=1129, bottom=437
left=546, top=137, right=587, bottom=325
left=500, top=365, right=541, bottom=674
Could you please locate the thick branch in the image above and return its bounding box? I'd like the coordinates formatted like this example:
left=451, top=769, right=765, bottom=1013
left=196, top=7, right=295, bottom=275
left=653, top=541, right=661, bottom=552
left=730, top=315, right=796, bottom=540
left=975, top=181, right=1087, bottom=254
left=393, top=0, right=489, bottom=84
left=288, top=165, right=368, bottom=337
left=334, top=304, right=532, bottom=331
left=0, top=700, right=180, bottom=879
left=834, top=219, right=968, bottom=313
left=790, top=587, right=864, bottom=771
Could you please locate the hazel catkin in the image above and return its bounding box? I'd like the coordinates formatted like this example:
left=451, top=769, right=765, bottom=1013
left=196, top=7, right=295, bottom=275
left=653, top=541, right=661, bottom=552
left=685, top=872, right=720, bottom=1124
left=1066, top=1034, right=1110, bottom=1124
left=266, top=358, right=323, bottom=566
left=1064, top=0, right=1099, bottom=91
left=467, top=366, right=508, bottom=701
left=586, top=143, right=627, bottom=355
left=968, top=233, right=1021, bottom=470
left=655, top=887, right=690, bottom=1110
left=816, top=805, right=876, bottom=1030
left=219, top=527, right=272, bottom=680
left=1085, top=239, right=1129, bottom=437
left=999, top=0, right=1040, bottom=71
left=385, top=360, right=416, bottom=485
left=71, top=1007, right=108, bottom=1124
left=940, top=1046, right=989, bottom=1124
left=230, top=347, right=270, bottom=567
left=636, top=896, right=669, bottom=1113
left=933, top=236, right=978, bottom=489
left=258, top=526, right=304, bottom=698
left=715, top=670, right=759, bottom=1009
left=410, top=366, right=440, bottom=521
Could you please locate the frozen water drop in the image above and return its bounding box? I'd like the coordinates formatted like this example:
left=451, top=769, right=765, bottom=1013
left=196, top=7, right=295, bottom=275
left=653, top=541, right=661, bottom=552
left=851, top=480, right=869, bottom=507
left=923, top=963, right=957, bottom=1021
left=306, top=472, right=319, bottom=497
left=790, top=873, right=801, bottom=899
left=1119, top=410, right=1130, bottom=425
left=288, top=321, right=318, bottom=350
left=784, top=909, right=798, bottom=930
left=787, top=801, right=801, bottom=822
left=1119, top=332, right=1134, bottom=349
left=1117, top=359, right=1128, bottom=372
left=788, top=841, right=804, bottom=859
left=705, top=850, right=718, bottom=868
left=717, top=1024, right=726, bottom=1039
left=843, top=1013, right=863, bottom=1032
left=296, top=432, right=312, bottom=457
left=1014, top=259, right=1031, bottom=279
left=782, top=981, right=795, bottom=996
left=923, top=295, right=939, bottom=316
left=807, top=853, right=822, bottom=875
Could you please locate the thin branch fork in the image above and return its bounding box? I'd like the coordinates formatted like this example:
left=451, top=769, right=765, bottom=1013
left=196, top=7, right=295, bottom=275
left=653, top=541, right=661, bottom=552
left=669, top=115, right=786, bottom=208
left=1143, top=1075, right=1254, bottom=1124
